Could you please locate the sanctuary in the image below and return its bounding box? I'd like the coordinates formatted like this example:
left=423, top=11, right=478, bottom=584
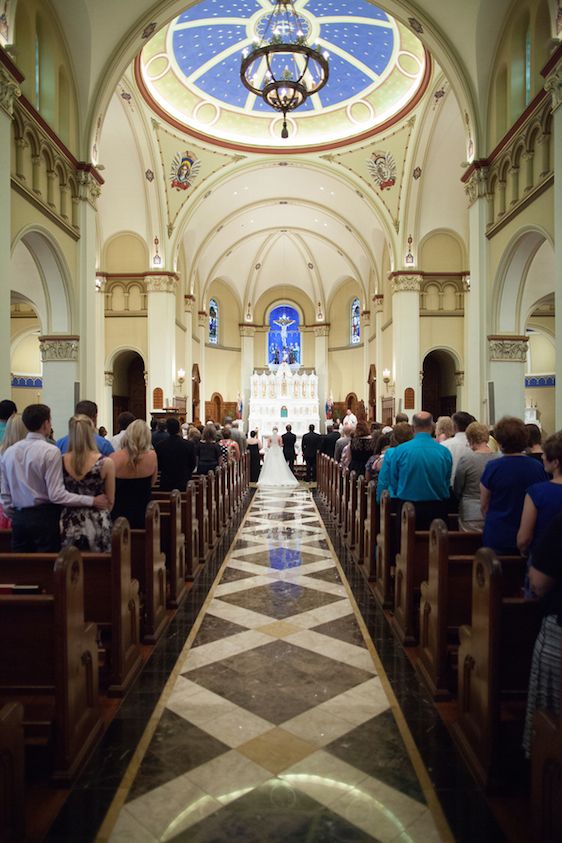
left=248, top=364, right=320, bottom=441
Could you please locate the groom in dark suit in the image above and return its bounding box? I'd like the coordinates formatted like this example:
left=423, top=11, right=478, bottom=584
left=301, top=423, right=323, bottom=482
left=282, top=424, right=297, bottom=472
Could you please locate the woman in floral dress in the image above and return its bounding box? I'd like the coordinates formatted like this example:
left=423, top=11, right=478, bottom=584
left=61, top=414, right=115, bottom=552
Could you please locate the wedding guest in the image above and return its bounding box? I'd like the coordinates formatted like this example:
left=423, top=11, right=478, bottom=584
left=61, top=415, right=114, bottom=552
left=1, top=404, right=108, bottom=552
left=0, top=414, right=27, bottom=528
left=0, top=399, right=17, bottom=444
left=454, top=421, right=498, bottom=532
left=247, top=429, right=263, bottom=482
left=348, top=419, right=376, bottom=477
left=480, top=416, right=548, bottom=555
left=525, top=423, right=544, bottom=463
left=57, top=400, right=114, bottom=456
left=197, top=423, right=223, bottom=475
left=435, top=416, right=454, bottom=443
left=155, top=418, right=197, bottom=490
left=110, top=420, right=157, bottom=529
left=440, top=411, right=474, bottom=484
left=110, top=411, right=135, bottom=451
left=517, top=431, right=562, bottom=557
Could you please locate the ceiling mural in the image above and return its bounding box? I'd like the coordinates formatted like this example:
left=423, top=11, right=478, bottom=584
left=153, top=120, right=245, bottom=233
left=137, top=0, right=428, bottom=150
left=321, top=117, right=415, bottom=231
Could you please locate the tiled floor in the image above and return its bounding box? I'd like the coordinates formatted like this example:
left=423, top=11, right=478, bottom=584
left=100, top=487, right=449, bottom=842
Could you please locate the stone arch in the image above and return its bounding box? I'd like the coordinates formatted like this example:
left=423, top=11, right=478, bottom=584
left=492, top=227, right=553, bottom=334
left=421, top=347, right=461, bottom=419
left=109, top=348, right=147, bottom=430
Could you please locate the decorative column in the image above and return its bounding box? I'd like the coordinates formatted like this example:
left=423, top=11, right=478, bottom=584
left=373, top=295, right=384, bottom=420
left=314, top=325, right=330, bottom=432
left=77, top=167, right=103, bottom=403
left=183, top=295, right=195, bottom=422
left=104, top=371, right=114, bottom=433
left=361, top=309, right=371, bottom=406
left=240, top=325, right=256, bottom=432
left=463, top=164, right=490, bottom=420
left=487, top=335, right=528, bottom=421
left=455, top=370, right=465, bottom=414
left=545, top=56, right=562, bottom=427
left=390, top=274, right=421, bottom=416
left=39, top=335, right=80, bottom=437
left=197, top=311, right=207, bottom=421
left=0, top=54, right=22, bottom=397
left=147, top=274, right=177, bottom=411
left=95, top=278, right=109, bottom=428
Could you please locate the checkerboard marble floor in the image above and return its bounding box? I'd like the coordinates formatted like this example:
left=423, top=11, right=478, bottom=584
left=106, top=488, right=449, bottom=842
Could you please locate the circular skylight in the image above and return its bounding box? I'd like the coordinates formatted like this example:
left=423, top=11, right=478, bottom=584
left=138, top=0, right=428, bottom=150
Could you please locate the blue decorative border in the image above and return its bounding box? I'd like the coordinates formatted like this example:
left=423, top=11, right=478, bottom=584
left=525, top=375, right=555, bottom=388
left=11, top=376, right=43, bottom=388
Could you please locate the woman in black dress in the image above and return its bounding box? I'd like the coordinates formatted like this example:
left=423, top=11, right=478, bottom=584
left=109, top=420, right=157, bottom=528
left=247, top=429, right=263, bottom=483
left=196, top=423, right=223, bottom=475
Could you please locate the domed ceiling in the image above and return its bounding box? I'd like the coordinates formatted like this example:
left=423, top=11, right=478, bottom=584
left=137, top=0, right=429, bottom=151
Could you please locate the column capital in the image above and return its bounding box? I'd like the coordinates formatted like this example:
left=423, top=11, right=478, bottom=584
left=0, top=62, right=21, bottom=118
left=104, top=371, right=114, bottom=387
left=198, top=310, right=208, bottom=328
left=95, top=277, right=106, bottom=293
left=372, top=294, right=384, bottom=313
left=545, top=63, right=562, bottom=113
left=464, top=164, right=489, bottom=206
left=487, top=334, right=528, bottom=362
left=313, top=324, right=330, bottom=338
left=390, top=273, right=422, bottom=293
left=454, top=370, right=465, bottom=387
left=239, top=325, right=256, bottom=338
left=184, top=294, right=195, bottom=313
left=147, top=274, right=177, bottom=293
left=39, top=335, right=79, bottom=362
left=361, top=309, right=371, bottom=325
left=77, top=166, right=102, bottom=208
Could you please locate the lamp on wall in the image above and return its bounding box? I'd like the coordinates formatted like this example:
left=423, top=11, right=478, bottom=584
left=382, top=368, right=393, bottom=392
left=176, top=368, right=186, bottom=392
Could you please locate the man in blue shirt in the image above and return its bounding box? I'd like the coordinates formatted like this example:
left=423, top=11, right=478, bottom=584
left=378, top=411, right=452, bottom=528
left=56, top=400, right=114, bottom=456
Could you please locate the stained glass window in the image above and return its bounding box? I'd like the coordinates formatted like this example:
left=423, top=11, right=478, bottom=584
left=524, top=28, right=532, bottom=106
left=351, top=298, right=361, bottom=344
left=209, top=298, right=218, bottom=344
left=268, top=305, right=300, bottom=365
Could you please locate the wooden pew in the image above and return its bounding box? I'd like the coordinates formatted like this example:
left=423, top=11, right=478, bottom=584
left=340, top=469, right=350, bottom=535
left=373, top=490, right=395, bottom=608
left=0, top=549, right=103, bottom=782
left=154, top=489, right=188, bottom=608
left=532, top=636, right=562, bottom=843
left=451, top=548, right=542, bottom=790
left=0, top=519, right=142, bottom=697
left=130, top=501, right=168, bottom=644
left=353, top=475, right=367, bottom=564
left=0, top=702, right=25, bottom=843
left=206, top=468, right=218, bottom=552
left=346, top=471, right=358, bottom=551
left=364, top=481, right=379, bottom=579
left=328, top=459, right=338, bottom=519
left=391, top=505, right=483, bottom=647
left=417, top=520, right=490, bottom=698
left=193, top=476, right=210, bottom=563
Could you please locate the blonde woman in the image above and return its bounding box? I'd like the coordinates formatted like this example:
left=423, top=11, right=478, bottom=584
left=61, top=414, right=115, bottom=551
left=110, top=419, right=157, bottom=528
left=0, top=414, right=27, bottom=528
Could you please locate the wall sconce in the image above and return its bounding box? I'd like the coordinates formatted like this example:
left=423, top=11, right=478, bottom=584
left=152, top=236, right=162, bottom=267
left=176, top=368, right=186, bottom=392
left=382, top=368, right=393, bottom=392
left=405, top=234, right=414, bottom=265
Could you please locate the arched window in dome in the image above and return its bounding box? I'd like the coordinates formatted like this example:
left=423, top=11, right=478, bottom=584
left=268, top=305, right=300, bottom=365
left=350, top=298, right=361, bottom=345
left=208, top=298, right=218, bottom=345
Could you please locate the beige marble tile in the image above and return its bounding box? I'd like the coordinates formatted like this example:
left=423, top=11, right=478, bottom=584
left=283, top=628, right=370, bottom=666
left=237, top=727, right=316, bottom=774
left=198, top=708, right=273, bottom=748
left=281, top=707, right=355, bottom=747
left=215, top=574, right=271, bottom=596
left=184, top=749, right=271, bottom=804
left=181, top=628, right=273, bottom=671
left=257, top=620, right=303, bottom=638
left=317, top=686, right=390, bottom=726
left=285, top=574, right=346, bottom=597
left=391, top=807, right=444, bottom=843
left=281, top=749, right=368, bottom=808
left=108, top=807, right=158, bottom=843
left=203, top=599, right=277, bottom=629
left=126, top=775, right=221, bottom=841
left=292, top=600, right=354, bottom=629
left=166, top=685, right=237, bottom=726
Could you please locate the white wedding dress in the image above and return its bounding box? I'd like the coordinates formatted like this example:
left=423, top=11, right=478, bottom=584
left=257, top=435, right=299, bottom=487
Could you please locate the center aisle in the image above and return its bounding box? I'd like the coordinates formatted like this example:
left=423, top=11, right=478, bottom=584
left=101, top=487, right=451, bottom=842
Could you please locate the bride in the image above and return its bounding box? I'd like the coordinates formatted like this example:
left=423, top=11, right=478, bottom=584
left=257, top=427, right=299, bottom=487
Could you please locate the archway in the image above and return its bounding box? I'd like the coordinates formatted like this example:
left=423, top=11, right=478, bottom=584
left=111, top=351, right=146, bottom=432
left=422, top=350, right=458, bottom=419
left=192, top=364, right=201, bottom=425
left=210, top=392, right=223, bottom=424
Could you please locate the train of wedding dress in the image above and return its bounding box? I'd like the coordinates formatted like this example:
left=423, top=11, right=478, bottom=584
left=257, top=429, right=299, bottom=487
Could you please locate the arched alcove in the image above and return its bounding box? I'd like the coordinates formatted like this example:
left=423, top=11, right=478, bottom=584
left=422, top=349, right=458, bottom=419
left=111, top=350, right=147, bottom=432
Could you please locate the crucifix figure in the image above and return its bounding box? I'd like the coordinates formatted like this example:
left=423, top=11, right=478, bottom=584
left=273, top=312, right=296, bottom=345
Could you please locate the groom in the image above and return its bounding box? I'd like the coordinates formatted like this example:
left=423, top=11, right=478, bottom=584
left=282, top=424, right=297, bottom=472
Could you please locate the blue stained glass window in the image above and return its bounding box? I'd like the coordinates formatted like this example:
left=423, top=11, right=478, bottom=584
left=268, top=305, right=300, bottom=365
left=350, top=297, right=360, bottom=344
left=524, top=28, right=532, bottom=106
left=209, top=298, right=219, bottom=344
